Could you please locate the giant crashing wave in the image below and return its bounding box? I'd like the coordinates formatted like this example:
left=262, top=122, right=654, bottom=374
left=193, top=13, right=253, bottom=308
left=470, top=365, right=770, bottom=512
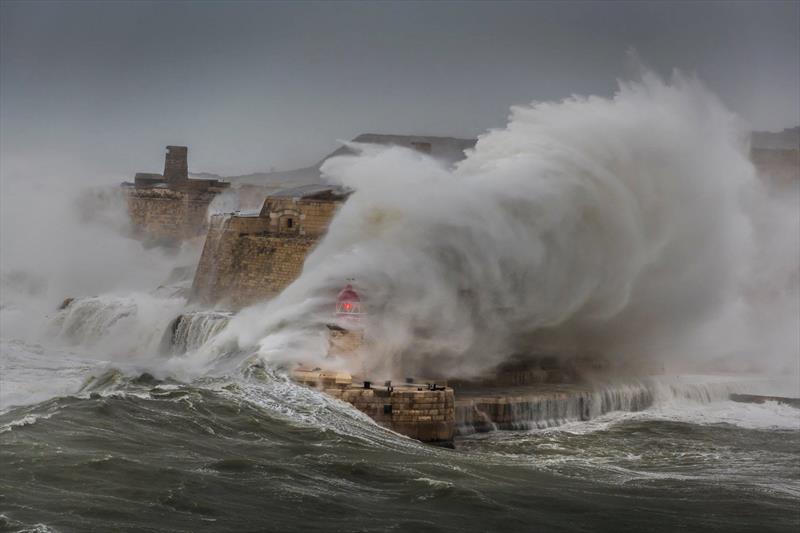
left=204, top=70, right=781, bottom=381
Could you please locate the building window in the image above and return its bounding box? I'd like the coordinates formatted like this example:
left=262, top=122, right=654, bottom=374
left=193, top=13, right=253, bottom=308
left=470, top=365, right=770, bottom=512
left=287, top=218, right=293, bottom=228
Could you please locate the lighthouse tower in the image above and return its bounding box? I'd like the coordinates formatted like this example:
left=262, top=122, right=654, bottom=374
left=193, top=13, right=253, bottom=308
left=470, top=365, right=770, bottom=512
left=328, top=283, right=365, bottom=357
left=335, top=284, right=364, bottom=319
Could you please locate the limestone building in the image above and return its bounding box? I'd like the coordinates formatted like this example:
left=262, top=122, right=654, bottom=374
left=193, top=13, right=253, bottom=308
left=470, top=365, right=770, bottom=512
left=191, top=184, right=351, bottom=308
left=122, top=146, right=230, bottom=245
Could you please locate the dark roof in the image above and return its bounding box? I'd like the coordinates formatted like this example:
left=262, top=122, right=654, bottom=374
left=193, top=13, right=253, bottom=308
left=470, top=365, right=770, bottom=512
left=268, top=184, right=352, bottom=200
left=322, top=133, right=476, bottom=166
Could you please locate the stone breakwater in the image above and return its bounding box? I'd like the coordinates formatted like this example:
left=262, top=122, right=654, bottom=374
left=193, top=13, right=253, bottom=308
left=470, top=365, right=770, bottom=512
left=292, top=370, right=455, bottom=447
left=454, top=384, right=654, bottom=434
left=291, top=371, right=760, bottom=447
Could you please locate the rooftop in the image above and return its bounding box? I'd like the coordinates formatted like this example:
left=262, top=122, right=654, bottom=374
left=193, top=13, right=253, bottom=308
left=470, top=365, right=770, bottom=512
left=267, top=184, right=352, bottom=200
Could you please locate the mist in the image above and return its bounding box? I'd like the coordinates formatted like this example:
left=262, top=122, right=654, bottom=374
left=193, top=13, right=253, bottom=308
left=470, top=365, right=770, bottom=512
left=0, top=157, right=202, bottom=344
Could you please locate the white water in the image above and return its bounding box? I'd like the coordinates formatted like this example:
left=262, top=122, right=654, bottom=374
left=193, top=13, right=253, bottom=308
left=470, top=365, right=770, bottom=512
left=0, top=70, right=796, bottom=419
left=0, top=339, right=100, bottom=410
left=166, top=311, right=232, bottom=355
left=48, top=292, right=186, bottom=358
left=203, top=70, right=798, bottom=383
left=455, top=376, right=796, bottom=434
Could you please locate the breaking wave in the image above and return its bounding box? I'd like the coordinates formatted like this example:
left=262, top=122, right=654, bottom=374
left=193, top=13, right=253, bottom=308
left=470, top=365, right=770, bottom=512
left=455, top=376, right=773, bottom=434
left=164, top=311, right=232, bottom=355
left=48, top=293, right=186, bottom=358
left=203, top=70, right=796, bottom=381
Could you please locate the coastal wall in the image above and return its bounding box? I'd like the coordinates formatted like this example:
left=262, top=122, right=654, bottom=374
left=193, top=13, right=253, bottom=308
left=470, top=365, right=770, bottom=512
left=453, top=385, right=654, bottom=434
left=191, top=193, right=343, bottom=308
left=328, top=387, right=455, bottom=444
left=258, top=197, right=340, bottom=236
left=751, top=148, right=799, bottom=188
left=293, top=370, right=455, bottom=445
left=123, top=146, right=229, bottom=245
left=125, top=187, right=221, bottom=244
left=191, top=214, right=320, bottom=308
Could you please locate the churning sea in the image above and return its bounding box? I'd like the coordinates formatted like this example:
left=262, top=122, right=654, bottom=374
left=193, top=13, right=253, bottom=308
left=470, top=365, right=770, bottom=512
left=1, top=340, right=798, bottom=533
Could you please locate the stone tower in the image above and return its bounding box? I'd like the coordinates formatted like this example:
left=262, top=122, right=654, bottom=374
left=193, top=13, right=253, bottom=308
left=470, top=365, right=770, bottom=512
left=163, top=145, right=188, bottom=183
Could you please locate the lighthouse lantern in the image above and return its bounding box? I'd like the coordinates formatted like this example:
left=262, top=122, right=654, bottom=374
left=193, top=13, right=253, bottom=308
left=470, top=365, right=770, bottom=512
left=336, top=284, right=363, bottom=318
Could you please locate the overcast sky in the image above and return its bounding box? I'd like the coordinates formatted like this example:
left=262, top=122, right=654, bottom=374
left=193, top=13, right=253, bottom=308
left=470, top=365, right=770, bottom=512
left=1, top=0, right=798, bottom=178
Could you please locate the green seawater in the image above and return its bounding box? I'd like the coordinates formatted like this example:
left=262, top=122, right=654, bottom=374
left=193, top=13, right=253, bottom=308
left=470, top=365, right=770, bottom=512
left=1, top=374, right=798, bottom=533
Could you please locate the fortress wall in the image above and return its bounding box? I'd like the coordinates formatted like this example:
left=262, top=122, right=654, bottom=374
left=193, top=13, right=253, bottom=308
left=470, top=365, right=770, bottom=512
left=125, top=187, right=219, bottom=244
left=229, top=235, right=318, bottom=307
left=751, top=148, right=799, bottom=188
left=192, top=214, right=319, bottom=308
left=296, top=200, right=340, bottom=235
left=192, top=215, right=240, bottom=305
left=191, top=196, right=341, bottom=308
left=126, top=188, right=187, bottom=242
left=261, top=198, right=341, bottom=236
left=124, top=146, right=229, bottom=245
left=183, top=190, right=222, bottom=236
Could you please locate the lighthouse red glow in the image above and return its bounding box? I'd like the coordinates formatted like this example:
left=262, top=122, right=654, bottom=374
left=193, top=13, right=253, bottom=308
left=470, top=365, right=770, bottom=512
left=336, top=284, right=363, bottom=319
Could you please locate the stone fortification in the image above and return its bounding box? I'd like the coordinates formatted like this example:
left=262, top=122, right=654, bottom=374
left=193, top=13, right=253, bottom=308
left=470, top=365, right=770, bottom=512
left=122, top=146, right=229, bottom=245
left=454, top=383, right=653, bottom=434
left=293, top=370, right=455, bottom=446
left=751, top=148, right=799, bottom=189
left=191, top=185, right=349, bottom=308
left=125, top=187, right=224, bottom=243
left=750, top=128, right=798, bottom=189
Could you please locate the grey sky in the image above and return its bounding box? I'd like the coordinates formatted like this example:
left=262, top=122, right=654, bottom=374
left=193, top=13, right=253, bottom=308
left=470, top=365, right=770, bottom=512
left=1, top=0, right=798, bottom=178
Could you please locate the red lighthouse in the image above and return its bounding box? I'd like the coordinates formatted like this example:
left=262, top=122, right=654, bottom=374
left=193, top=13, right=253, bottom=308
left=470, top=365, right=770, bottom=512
left=336, top=284, right=363, bottom=319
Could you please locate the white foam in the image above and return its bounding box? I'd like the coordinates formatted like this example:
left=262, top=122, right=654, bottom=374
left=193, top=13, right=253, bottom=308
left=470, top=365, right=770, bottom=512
left=642, top=399, right=800, bottom=430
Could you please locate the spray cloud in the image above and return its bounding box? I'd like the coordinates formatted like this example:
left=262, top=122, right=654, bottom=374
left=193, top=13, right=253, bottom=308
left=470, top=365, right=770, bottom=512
left=213, top=70, right=796, bottom=381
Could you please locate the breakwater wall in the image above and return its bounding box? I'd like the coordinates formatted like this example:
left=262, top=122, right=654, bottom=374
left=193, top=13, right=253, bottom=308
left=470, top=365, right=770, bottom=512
left=293, top=370, right=455, bottom=447
left=454, top=378, right=753, bottom=434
